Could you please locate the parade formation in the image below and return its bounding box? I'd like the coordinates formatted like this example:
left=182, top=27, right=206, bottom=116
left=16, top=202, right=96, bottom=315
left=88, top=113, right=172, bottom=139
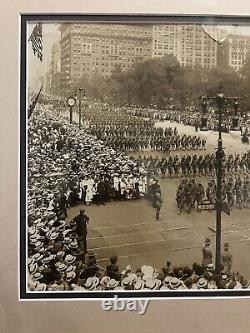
left=26, top=22, right=250, bottom=293
left=27, top=100, right=250, bottom=292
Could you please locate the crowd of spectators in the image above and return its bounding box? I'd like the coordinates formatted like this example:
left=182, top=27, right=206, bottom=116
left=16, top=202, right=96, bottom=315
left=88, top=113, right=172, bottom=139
left=29, top=247, right=249, bottom=291
left=27, top=101, right=250, bottom=292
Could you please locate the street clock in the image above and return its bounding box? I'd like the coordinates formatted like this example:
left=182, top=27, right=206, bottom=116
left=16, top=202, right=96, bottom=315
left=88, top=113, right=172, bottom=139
left=67, top=96, right=76, bottom=107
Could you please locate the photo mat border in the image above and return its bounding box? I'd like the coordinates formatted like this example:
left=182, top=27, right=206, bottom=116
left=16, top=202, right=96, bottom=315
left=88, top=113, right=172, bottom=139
left=20, top=13, right=250, bottom=300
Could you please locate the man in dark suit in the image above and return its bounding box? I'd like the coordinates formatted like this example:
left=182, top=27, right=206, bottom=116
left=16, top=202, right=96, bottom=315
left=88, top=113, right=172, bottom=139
left=72, top=208, right=89, bottom=253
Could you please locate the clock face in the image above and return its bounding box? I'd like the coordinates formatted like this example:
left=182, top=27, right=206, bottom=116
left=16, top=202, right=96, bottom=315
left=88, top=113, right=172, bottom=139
left=67, top=97, right=76, bottom=106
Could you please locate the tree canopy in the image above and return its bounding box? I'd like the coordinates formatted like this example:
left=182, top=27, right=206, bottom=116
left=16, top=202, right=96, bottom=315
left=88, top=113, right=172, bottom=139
left=70, top=54, right=250, bottom=111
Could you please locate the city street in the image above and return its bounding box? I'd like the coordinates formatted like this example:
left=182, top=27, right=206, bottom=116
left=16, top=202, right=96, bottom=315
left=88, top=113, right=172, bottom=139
left=65, top=120, right=250, bottom=277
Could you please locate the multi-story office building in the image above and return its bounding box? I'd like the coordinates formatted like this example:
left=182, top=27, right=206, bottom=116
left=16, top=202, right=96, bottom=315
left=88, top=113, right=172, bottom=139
left=57, top=23, right=250, bottom=94
left=226, top=33, right=250, bottom=71
left=152, top=24, right=218, bottom=69
left=59, top=23, right=152, bottom=91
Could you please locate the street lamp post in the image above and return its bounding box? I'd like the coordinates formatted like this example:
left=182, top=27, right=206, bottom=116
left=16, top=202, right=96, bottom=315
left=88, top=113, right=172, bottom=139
left=214, top=90, right=225, bottom=274
left=200, top=88, right=241, bottom=274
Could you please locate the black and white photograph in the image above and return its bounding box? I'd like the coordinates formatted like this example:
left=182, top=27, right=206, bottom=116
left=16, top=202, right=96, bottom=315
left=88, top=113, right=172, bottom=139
left=22, top=16, right=250, bottom=297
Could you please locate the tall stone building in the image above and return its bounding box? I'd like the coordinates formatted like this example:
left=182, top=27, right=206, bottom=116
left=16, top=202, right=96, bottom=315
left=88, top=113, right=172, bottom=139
left=152, top=24, right=218, bottom=69
left=225, top=33, right=250, bottom=71
left=59, top=23, right=152, bottom=92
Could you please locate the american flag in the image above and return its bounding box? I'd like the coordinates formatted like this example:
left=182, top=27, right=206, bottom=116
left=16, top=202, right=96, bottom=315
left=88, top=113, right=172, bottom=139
left=28, top=23, right=43, bottom=62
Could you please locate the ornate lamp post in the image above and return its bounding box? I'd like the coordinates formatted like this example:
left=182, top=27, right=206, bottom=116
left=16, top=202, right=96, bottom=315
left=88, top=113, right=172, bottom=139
left=200, top=88, right=241, bottom=274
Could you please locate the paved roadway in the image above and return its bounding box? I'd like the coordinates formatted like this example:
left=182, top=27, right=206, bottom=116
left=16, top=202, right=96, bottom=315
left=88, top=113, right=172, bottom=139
left=68, top=177, right=250, bottom=277
left=61, top=111, right=250, bottom=277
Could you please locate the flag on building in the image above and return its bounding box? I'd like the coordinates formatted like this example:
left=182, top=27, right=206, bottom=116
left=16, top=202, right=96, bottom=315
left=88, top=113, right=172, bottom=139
left=28, top=23, right=43, bottom=62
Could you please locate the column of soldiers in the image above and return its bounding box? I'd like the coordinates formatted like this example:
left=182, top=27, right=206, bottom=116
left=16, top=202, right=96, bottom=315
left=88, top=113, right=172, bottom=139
left=176, top=176, right=250, bottom=214
left=133, top=152, right=250, bottom=179
left=84, top=105, right=206, bottom=153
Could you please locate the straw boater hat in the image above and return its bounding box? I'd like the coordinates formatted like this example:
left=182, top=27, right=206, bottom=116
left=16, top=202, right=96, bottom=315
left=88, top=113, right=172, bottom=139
left=242, top=280, right=250, bottom=289
left=207, top=281, right=217, bottom=289
left=114, top=286, right=124, bottom=290
left=163, top=276, right=172, bottom=286
left=33, top=253, right=43, bottom=262
left=127, top=273, right=137, bottom=285
left=48, top=283, right=61, bottom=291
left=66, top=265, right=76, bottom=273
left=121, top=277, right=132, bottom=288
left=169, top=277, right=181, bottom=290
left=107, top=279, right=119, bottom=289
left=134, top=279, right=145, bottom=290
left=197, top=278, right=208, bottom=289
left=160, top=285, right=170, bottom=290
left=66, top=271, right=76, bottom=282
left=57, top=263, right=67, bottom=273
left=65, top=254, right=76, bottom=264
left=145, top=278, right=162, bottom=290
left=28, top=258, right=34, bottom=266
left=56, top=251, right=65, bottom=259
left=71, top=284, right=86, bottom=291
left=33, top=272, right=44, bottom=281
left=206, top=263, right=214, bottom=271
left=85, top=277, right=100, bottom=290
left=63, top=237, right=71, bottom=244
left=69, top=240, right=78, bottom=249
left=29, top=263, right=38, bottom=275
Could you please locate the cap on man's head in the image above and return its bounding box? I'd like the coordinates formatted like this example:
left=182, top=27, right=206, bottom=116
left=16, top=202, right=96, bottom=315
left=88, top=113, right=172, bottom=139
left=80, top=208, right=85, bottom=213
left=205, top=238, right=211, bottom=245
